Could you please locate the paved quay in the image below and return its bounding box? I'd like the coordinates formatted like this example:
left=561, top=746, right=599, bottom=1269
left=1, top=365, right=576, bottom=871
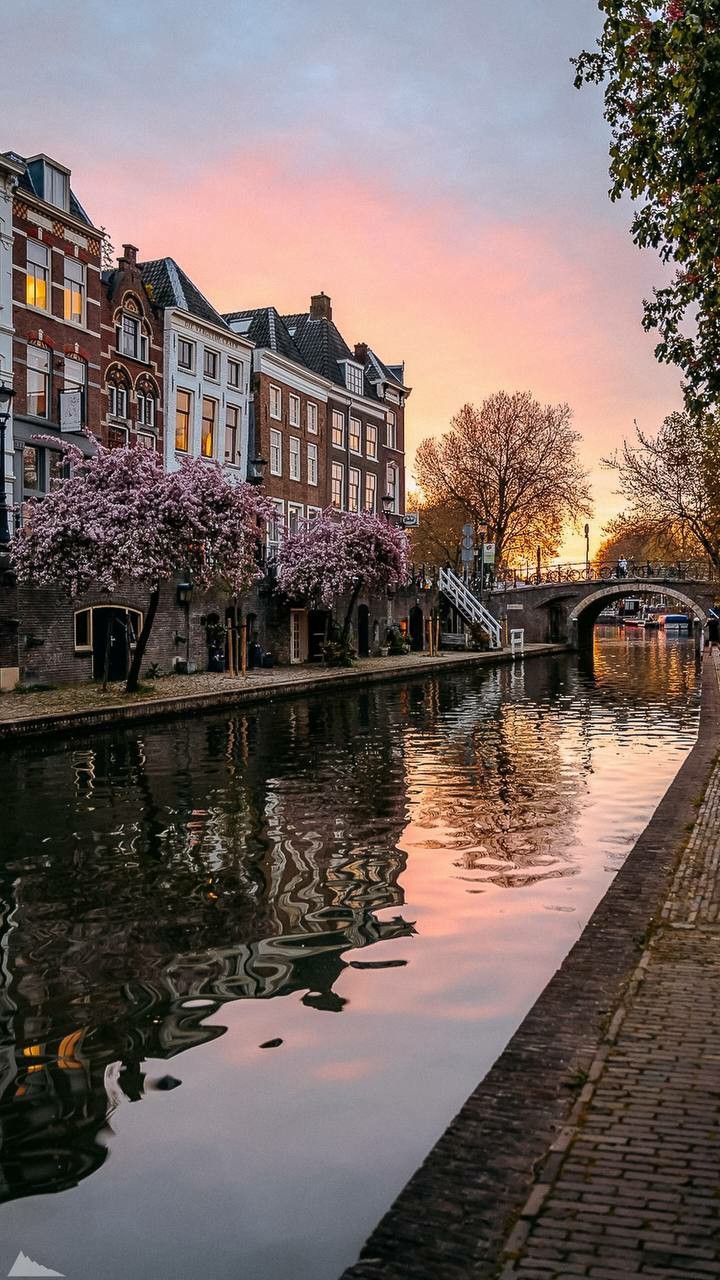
left=0, top=643, right=564, bottom=742
left=342, top=651, right=720, bottom=1280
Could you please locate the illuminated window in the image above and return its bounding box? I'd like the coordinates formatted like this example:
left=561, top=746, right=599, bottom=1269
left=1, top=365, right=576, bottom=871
left=225, top=404, right=240, bottom=463
left=26, top=345, right=50, bottom=418
left=366, top=422, right=377, bottom=459
left=332, top=409, right=345, bottom=448
left=386, top=411, right=396, bottom=450
left=307, top=442, right=318, bottom=486
left=365, top=471, right=377, bottom=511
left=348, top=467, right=361, bottom=512
left=331, top=461, right=344, bottom=508
left=289, top=436, right=301, bottom=481
left=63, top=257, right=85, bottom=325
left=289, top=394, right=300, bottom=427
left=175, top=388, right=192, bottom=452
left=201, top=397, right=217, bottom=458
left=269, top=384, right=282, bottom=420
left=270, top=428, right=282, bottom=476
left=26, top=240, right=49, bottom=310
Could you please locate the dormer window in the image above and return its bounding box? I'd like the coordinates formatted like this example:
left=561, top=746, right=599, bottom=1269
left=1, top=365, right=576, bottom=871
left=343, top=362, right=364, bottom=396
left=46, top=164, right=69, bottom=211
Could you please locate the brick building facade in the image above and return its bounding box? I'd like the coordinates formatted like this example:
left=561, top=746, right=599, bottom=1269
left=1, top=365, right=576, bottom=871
left=8, top=152, right=103, bottom=513
left=101, top=244, right=164, bottom=454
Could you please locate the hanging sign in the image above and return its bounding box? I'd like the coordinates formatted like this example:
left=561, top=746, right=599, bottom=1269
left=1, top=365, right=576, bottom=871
left=484, top=541, right=496, bottom=564
left=59, top=389, right=83, bottom=433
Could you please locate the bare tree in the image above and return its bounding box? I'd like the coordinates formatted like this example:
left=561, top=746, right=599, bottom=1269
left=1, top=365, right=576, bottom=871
left=405, top=493, right=471, bottom=571
left=594, top=512, right=703, bottom=571
left=606, top=413, right=720, bottom=572
left=414, top=392, right=591, bottom=567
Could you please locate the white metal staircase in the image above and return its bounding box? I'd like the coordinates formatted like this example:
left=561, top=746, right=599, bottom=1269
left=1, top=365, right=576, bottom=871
left=438, top=566, right=502, bottom=649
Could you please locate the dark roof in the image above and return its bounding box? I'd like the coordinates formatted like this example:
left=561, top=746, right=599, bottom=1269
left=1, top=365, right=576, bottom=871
left=3, top=150, right=94, bottom=226
left=139, top=258, right=229, bottom=328
left=281, top=312, right=355, bottom=388
left=224, top=307, right=302, bottom=363
left=367, top=349, right=409, bottom=393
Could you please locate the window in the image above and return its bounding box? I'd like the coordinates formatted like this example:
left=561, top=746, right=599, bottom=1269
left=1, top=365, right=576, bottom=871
left=348, top=467, right=361, bottom=512
left=307, top=505, right=321, bottom=522
left=136, top=432, right=156, bottom=451
left=386, top=410, right=397, bottom=450
left=203, top=348, right=219, bottom=380
left=118, top=314, right=148, bottom=361
left=345, top=362, right=364, bottom=395
left=307, top=402, right=318, bottom=434
left=175, top=388, right=192, bottom=452
left=270, top=428, right=282, bottom=475
left=108, top=380, right=128, bottom=419
left=288, top=502, right=304, bottom=534
left=201, top=397, right=217, bottom=458
left=349, top=417, right=362, bottom=454
left=267, top=498, right=284, bottom=556
left=288, top=394, right=300, bottom=428
left=289, top=436, right=301, bottom=481
left=366, top=422, right=378, bottom=459
left=48, top=451, right=66, bottom=490
left=45, top=164, right=69, bottom=211
left=108, top=424, right=129, bottom=448
left=26, top=240, right=49, bottom=310
left=23, top=444, right=41, bottom=495
left=62, top=356, right=85, bottom=427
left=26, top=345, right=50, bottom=418
left=178, top=338, right=195, bottom=370
left=386, top=462, right=398, bottom=511
left=365, top=471, right=377, bottom=512
left=74, top=608, right=92, bottom=651
left=331, top=461, right=344, bottom=509
left=332, top=409, right=345, bottom=448
left=63, top=257, right=85, bottom=325
left=137, top=389, right=155, bottom=428
left=307, top=441, right=318, bottom=486
left=269, top=384, right=282, bottom=420
left=228, top=359, right=241, bottom=389
left=225, top=404, right=240, bottom=464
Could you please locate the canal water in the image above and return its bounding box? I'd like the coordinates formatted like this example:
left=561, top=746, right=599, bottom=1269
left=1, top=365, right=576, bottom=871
left=0, top=630, right=701, bottom=1280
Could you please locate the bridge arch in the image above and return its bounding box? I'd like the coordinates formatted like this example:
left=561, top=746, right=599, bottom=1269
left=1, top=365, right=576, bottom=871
left=568, top=581, right=709, bottom=645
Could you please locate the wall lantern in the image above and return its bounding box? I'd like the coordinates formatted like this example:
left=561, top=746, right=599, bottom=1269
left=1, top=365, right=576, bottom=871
left=382, top=492, right=394, bottom=515
left=176, top=581, right=193, bottom=608
left=248, top=456, right=268, bottom=486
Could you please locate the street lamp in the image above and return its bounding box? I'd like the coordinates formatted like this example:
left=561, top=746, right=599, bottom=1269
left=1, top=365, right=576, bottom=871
left=248, top=456, right=268, bottom=486
left=0, top=382, right=15, bottom=547
left=382, top=492, right=394, bottom=523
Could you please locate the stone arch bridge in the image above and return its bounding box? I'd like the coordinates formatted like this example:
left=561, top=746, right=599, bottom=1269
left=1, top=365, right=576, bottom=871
left=487, top=571, right=719, bottom=648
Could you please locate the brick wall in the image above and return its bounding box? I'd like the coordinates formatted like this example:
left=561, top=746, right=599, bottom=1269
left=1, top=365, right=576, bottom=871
left=100, top=245, right=164, bottom=453
left=254, top=370, right=329, bottom=510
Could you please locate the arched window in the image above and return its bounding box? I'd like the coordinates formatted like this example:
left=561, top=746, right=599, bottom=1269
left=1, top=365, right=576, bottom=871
left=106, top=365, right=130, bottom=421
left=135, top=374, right=158, bottom=431
left=114, top=295, right=149, bottom=362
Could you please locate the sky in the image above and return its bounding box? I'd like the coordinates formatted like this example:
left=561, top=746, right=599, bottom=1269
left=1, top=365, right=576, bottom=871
left=2, top=0, right=682, bottom=560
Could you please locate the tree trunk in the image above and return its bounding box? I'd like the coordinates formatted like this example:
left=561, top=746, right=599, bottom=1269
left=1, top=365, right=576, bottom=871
left=341, top=580, right=363, bottom=647
left=126, top=584, right=160, bottom=694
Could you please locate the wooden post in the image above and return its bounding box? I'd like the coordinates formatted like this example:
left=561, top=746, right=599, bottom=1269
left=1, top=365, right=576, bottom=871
left=240, top=619, right=247, bottom=674
left=226, top=618, right=235, bottom=676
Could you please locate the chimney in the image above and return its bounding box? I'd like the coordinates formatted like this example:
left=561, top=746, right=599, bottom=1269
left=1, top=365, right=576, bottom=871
left=119, top=243, right=138, bottom=268
left=354, top=342, right=368, bottom=365
left=310, top=291, right=332, bottom=321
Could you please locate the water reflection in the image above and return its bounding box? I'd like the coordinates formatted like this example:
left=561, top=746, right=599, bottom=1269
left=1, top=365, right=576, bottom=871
left=0, top=632, right=702, bottom=1275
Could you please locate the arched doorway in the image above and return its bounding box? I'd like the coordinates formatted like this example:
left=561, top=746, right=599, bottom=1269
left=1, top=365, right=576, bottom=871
left=91, top=607, right=131, bottom=681
left=409, top=605, right=424, bottom=651
left=357, top=604, right=370, bottom=658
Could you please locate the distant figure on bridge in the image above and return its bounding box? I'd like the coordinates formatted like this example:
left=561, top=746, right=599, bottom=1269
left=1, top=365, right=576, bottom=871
left=646, top=560, right=653, bottom=578
left=617, top=557, right=628, bottom=579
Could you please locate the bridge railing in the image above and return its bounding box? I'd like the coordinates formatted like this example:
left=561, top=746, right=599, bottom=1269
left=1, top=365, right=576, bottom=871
left=400, top=561, right=718, bottom=592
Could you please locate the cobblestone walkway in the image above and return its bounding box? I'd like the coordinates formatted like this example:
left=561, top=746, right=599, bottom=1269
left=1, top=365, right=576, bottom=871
left=500, top=655, right=720, bottom=1279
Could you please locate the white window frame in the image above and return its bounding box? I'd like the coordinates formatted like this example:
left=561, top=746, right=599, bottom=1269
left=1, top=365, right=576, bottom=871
left=137, top=389, right=156, bottom=428
left=366, top=421, right=378, bottom=460
left=118, top=313, right=148, bottom=362
left=344, top=362, right=364, bottom=395
left=348, top=466, right=361, bottom=513
left=386, top=410, right=397, bottom=450
left=307, top=504, right=322, bottom=522
left=269, top=384, right=282, bottom=420
left=349, top=416, right=362, bottom=455
left=386, top=462, right=398, bottom=511
left=26, top=239, right=49, bottom=312
left=225, top=403, right=240, bottom=465
left=331, top=461, right=344, bottom=509
left=289, top=435, right=301, bottom=481
left=26, top=344, right=50, bottom=418
left=365, top=471, right=377, bottom=512
left=267, top=498, right=284, bottom=555
left=228, top=359, right=242, bottom=389
left=307, top=441, right=318, bottom=487
left=289, top=394, right=300, bottom=428
left=63, top=257, right=86, bottom=326
left=287, top=501, right=304, bottom=535
left=178, top=337, right=195, bottom=371
left=307, top=401, right=318, bottom=434
left=270, top=428, right=282, bottom=476
left=203, top=348, right=219, bottom=381
left=331, top=409, right=345, bottom=449
left=136, top=432, right=156, bottom=451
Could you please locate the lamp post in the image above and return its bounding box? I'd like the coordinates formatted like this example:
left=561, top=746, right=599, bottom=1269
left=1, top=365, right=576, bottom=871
left=382, top=492, right=394, bottom=525
left=248, top=455, right=268, bottom=486
left=476, top=518, right=487, bottom=602
left=0, top=383, right=15, bottom=547
left=584, top=522, right=590, bottom=576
